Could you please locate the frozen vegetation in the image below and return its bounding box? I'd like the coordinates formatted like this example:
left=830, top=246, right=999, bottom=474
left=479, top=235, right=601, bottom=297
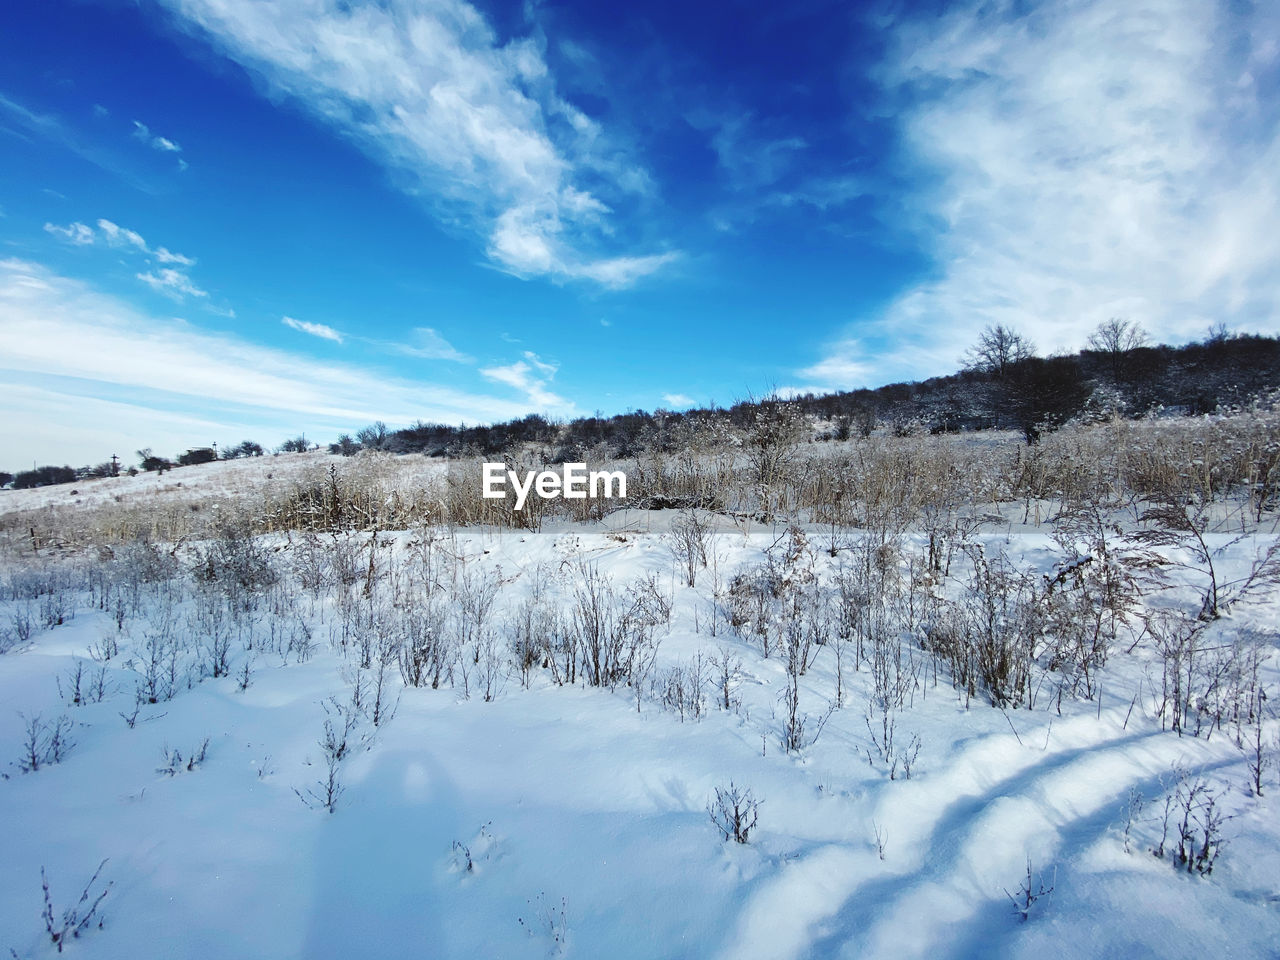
left=2, top=410, right=1279, bottom=958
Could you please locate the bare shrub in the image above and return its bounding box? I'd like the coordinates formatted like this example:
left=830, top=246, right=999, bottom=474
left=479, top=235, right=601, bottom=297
left=158, top=738, right=210, bottom=775
left=725, top=564, right=780, bottom=656
left=472, top=629, right=507, bottom=703
left=507, top=580, right=557, bottom=688
left=1154, top=771, right=1230, bottom=875
left=39, top=589, right=73, bottom=628
left=570, top=565, right=662, bottom=689
left=296, top=691, right=367, bottom=814
left=517, top=892, right=569, bottom=955
left=1004, top=858, right=1055, bottom=922
left=745, top=395, right=808, bottom=514
left=1244, top=684, right=1273, bottom=796
left=927, top=546, right=1043, bottom=708
left=296, top=752, right=345, bottom=814
left=667, top=508, right=711, bottom=587
left=1134, top=496, right=1280, bottom=620
left=864, top=698, right=921, bottom=780
left=41, top=860, right=112, bottom=952
left=58, top=659, right=109, bottom=706
left=709, top=645, right=743, bottom=711
left=4, top=603, right=35, bottom=652
left=780, top=637, right=834, bottom=753
left=398, top=601, right=453, bottom=690
left=16, top=713, right=75, bottom=773
left=708, top=782, right=760, bottom=843
left=190, top=518, right=279, bottom=601
left=657, top=654, right=707, bottom=722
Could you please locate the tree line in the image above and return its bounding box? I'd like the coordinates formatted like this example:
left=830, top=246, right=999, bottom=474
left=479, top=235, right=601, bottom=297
left=4, top=320, right=1278, bottom=490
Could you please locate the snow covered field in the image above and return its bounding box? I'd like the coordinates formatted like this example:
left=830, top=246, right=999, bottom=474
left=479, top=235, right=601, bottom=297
left=2, top=464, right=1279, bottom=958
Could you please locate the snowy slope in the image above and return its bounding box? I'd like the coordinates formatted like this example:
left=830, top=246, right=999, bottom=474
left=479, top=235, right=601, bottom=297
left=1, top=520, right=1278, bottom=959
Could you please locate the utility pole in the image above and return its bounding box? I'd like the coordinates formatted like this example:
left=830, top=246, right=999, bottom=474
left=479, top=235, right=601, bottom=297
left=110, top=454, right=120, bottom=477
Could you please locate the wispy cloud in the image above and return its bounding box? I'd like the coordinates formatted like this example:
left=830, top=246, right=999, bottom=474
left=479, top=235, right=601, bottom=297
left=805, top=0, right=1280, bottom=388
left=391, top=327, right=470, bottom=363
left=47, top=217, right=196, bottom=265
left=94, top=217, right=148, bottom=252
left=797, top=339, right=875, bottom=390
left=688, top=107, right=863, bottom=231
left=704, top=111, right=807, bottom=194
left=45, top=216, right=208, bottom=300
left=44, top=221, right=95, bottom=245
left=282, top=315, right=343, bottom=344
left=480, top=350, right=568, bottom=409
left=137, top=267, right=208, bottom=298
left=132, top=119, right=182, bottom=154
left=0, top=94, right=157, bottom=192
left=0, top=258, right=552, bottom=465
left=279, top=316, right=473, bottom=361
left=157, top=0, right=675, bottom=287
left=661, top=393, right=693, bottom=408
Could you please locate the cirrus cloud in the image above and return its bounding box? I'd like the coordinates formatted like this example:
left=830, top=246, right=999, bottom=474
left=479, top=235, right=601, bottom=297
left=803, top=0, right=1280, bottom=388
left=0, top=258, right=559, bottom=465
left=282, top=315, right=343, bottom=343
left=155, top=0, right=676, bottom=288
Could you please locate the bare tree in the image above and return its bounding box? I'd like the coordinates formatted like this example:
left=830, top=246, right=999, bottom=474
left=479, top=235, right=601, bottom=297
left=963, top=324, right=1035, bottom=378
left=1088, top=318, right=1149, bottom=378
left=1088, top=317, right=1149, bottom=355
left=357, top=421, right=389, bottom=450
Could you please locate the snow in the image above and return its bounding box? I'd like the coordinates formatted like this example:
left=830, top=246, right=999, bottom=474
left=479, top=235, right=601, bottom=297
left=1, top=505, right=1278, bottom=958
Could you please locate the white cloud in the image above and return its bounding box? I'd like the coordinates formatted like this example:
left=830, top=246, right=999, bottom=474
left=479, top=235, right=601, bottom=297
left=569, top=252, right=681, bottom=290
left=46, top=217, right=197, bottom=265
left=521, top=350, right=558, bottom=378
left=95, top=217, right=148, bottom=252
left=661, top=393, right=693, bottom=408
left=43, top=221, right=95, bottom=245
left=0, top=258, right=551, bottom=465
left=45, top=217, right=207, bottom=299
left=154, top=246, right=195, bottom=266
left=132, top=119, right=183, bottom=154
left=480, top=351, right=567, bottom=409
left=137, top=268, right=208, bottom=299
left=797, top=338, right=876, bottom=390
left=157, top=0, right=674, bottom=287
left=282, top=315, right=343, bottom=343
left=391, top=327, right=470, bottom=363
left=1, top=382, right=243, bottom=469
left=805, top=0, right=1280, bottom=385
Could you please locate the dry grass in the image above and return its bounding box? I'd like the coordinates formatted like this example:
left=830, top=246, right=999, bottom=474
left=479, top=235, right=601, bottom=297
left=3, top=409, right=1277, bottom=558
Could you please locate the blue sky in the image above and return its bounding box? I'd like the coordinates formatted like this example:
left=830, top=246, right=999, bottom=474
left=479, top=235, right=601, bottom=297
left=2, top=0, right=1278, bottom=467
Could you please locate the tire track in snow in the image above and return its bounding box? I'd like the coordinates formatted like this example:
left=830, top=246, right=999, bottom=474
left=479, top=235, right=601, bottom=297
left=716, top=710, right=1222, bottom=960
left=834, top=727, right=1232, bottom=960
